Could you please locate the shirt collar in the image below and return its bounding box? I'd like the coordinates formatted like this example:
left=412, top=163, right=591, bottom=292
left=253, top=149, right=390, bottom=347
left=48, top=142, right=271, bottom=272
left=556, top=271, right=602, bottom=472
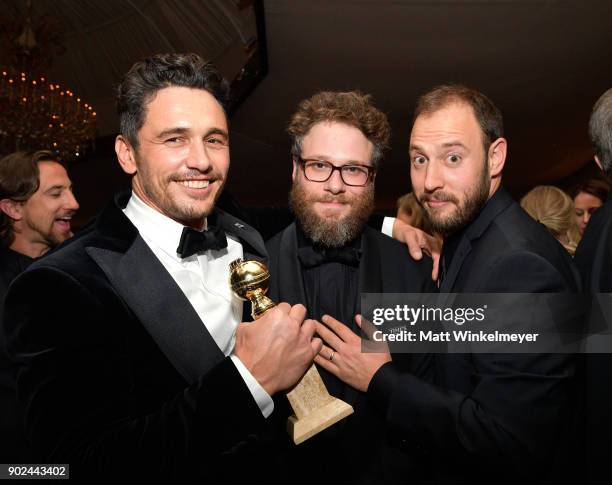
left=123, top=192, right=207, bottom=261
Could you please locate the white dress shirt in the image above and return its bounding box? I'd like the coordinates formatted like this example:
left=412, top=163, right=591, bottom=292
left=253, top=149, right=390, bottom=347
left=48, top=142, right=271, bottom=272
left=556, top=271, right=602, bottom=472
left=382, top=216, right=395, bottom=238
left=123, top=192, right=274, bottom=417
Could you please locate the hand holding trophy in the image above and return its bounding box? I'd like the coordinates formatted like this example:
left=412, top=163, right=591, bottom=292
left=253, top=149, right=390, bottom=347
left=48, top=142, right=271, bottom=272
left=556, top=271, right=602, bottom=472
left=229, top=258, right=354, bottom=445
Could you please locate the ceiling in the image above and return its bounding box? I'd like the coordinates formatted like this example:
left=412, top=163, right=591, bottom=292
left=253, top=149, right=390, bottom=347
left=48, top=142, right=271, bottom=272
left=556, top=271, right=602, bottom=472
left=2, top=0, right=611, bottom=220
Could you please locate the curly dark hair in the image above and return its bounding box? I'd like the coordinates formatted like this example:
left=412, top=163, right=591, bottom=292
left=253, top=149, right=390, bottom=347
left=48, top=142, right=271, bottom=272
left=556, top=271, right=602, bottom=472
left=117, top=53, right=230, bottom=149
left=287, top=91, right=391, bottom=167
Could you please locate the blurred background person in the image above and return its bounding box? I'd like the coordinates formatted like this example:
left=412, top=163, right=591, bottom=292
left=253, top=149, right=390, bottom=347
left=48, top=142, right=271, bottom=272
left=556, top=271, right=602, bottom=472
left=0, top=150, right=79, bottom=261
left=396, top=192, right=425, bottom=228
left=0, top=149, right=79, bottom=463
left=574, top=87, right=612, bottom=485
left=520, top=185, right=579, bottom=255
left=571, top=178, right=610, bottom=237
left=395, top=192, right=441, bottom=249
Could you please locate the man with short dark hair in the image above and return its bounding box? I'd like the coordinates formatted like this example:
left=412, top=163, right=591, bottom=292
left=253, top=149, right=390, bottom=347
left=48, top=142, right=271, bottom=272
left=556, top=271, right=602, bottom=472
left=267, top=91, right=434, bottom=484
left=574, top=87, right=612, bottom=484
left=0, top=149, right=79, bottom=462
left=3, top=53, right=320, bottom=482
left=317, top=85, right=581, bottom=484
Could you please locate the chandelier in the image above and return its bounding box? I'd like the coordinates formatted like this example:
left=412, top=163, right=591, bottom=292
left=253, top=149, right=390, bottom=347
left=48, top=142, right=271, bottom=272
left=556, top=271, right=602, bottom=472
left=0, top=1, right=96, bottom=162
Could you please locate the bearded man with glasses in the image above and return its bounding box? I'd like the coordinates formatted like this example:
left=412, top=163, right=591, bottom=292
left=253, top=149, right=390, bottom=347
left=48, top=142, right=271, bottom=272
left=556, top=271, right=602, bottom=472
left=266, top=91, right=435, bottom=484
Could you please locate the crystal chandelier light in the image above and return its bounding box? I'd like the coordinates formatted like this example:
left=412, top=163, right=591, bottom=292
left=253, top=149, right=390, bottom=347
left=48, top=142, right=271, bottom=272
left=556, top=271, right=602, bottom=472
left=0, top=1, right=96, bottom=161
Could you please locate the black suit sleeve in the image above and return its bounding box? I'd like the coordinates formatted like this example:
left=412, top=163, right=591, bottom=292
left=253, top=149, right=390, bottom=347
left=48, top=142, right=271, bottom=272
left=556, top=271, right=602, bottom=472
left=368, top=251, right=578, bottom=470
left=3, top=267, right=267, bottom=481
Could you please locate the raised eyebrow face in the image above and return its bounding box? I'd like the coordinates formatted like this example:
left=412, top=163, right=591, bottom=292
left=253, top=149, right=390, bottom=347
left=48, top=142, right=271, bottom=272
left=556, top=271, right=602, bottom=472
left=440, top=141, right=468, bottom=151
left=410, top=141, right=468, bottom=155
left=409, top=143, right=427, bottom=156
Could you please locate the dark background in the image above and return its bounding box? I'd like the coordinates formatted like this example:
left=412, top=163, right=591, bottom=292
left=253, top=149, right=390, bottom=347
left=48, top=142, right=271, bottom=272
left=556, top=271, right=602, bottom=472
left=2, top=0, right=611, bottom=227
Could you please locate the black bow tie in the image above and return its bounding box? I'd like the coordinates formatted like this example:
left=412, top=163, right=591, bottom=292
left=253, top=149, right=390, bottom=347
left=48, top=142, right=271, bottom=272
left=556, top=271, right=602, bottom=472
left=297, top=245, right=362, bottom=269
left=177, top=225, right=227, bottom=258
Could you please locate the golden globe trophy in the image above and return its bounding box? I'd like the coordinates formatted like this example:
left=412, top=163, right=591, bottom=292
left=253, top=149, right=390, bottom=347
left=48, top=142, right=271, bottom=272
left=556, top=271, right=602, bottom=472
left=229, top=258, right=354, bottom=445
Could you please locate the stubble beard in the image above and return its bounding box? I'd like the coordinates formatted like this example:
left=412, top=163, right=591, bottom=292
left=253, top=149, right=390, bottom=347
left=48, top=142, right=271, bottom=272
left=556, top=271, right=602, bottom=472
left=137, top=162, right=225, bottom=226
left=25, top=215, right=68, bottom=250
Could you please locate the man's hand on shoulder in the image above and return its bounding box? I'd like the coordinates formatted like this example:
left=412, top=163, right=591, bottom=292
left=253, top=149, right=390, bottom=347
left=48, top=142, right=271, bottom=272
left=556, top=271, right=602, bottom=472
left=392, top=218, right=441, bottom=281
left=234, top=303, right=322, bottom=396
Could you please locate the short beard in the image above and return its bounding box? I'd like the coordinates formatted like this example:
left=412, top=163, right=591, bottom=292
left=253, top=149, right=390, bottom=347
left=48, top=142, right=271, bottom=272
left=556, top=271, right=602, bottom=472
left=27, top=219, right=69, bottom=249
left=289, top=181, right=374, bottom=248
left=418, top=163, right=491, bottom=238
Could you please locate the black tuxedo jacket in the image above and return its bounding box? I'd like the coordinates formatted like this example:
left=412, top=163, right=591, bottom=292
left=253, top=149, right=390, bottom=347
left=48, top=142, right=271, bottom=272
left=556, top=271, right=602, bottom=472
left=574, top=195, right=612, bottom=484
left=0, top=247, right=34, bottom=462
left=2, top=193, right=276, bottom=483
left=575, top=195, right=612, bottom=292
left=368, top=188, right=582, bottom=485
left=266, top=223, right=435, bottom=485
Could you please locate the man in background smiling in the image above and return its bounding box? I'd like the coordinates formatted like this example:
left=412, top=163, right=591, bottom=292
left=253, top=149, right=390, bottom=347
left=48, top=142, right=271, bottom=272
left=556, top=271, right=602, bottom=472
left=0, top=150, right=79, bottom=260
left=0, top=149, right=79, bottom=463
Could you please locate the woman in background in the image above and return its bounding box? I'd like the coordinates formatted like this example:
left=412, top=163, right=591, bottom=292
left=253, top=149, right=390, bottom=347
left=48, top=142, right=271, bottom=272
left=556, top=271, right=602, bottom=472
left=572, top=178, right=610, bottom=237
left=396, top=192, right=427, bottom=230
left=521, top=185, right=580, bottom=255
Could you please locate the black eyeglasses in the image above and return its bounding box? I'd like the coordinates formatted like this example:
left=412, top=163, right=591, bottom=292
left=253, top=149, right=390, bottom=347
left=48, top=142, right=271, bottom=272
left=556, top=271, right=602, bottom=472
left=297, top=157, right=376, bottom=187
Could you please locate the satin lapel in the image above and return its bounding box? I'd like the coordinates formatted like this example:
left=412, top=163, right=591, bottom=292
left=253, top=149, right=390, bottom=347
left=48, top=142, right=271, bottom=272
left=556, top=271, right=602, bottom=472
left=215, top=208, right=268, bottom=319
left=86, top=236, right=224, bottom=385
left=335, top=228, right=383, bottom=408
left=359, top=227, right=383, bottom=295
left=216, top=208, right=267, bottom=262
left=440, top=188, right=515, bottom=292
left=274, top=224, right=308, bottom=308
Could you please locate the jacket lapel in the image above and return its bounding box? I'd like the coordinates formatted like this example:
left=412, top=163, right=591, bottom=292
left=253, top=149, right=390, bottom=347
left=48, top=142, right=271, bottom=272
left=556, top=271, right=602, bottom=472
left=216, top=208, right=268, bottom=263
left=440, top=187, right=513, bottom=292
left=215, top=207, right=268, bottom=319
left=359, top=227, right=383, bottom=295
left=86, top=194, right=225, bottom=385
left=328, top=228, right=381, bottom=407
left=270, top=223, right=308, bottom=308
left=439, top=238, right=472, bottom=293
